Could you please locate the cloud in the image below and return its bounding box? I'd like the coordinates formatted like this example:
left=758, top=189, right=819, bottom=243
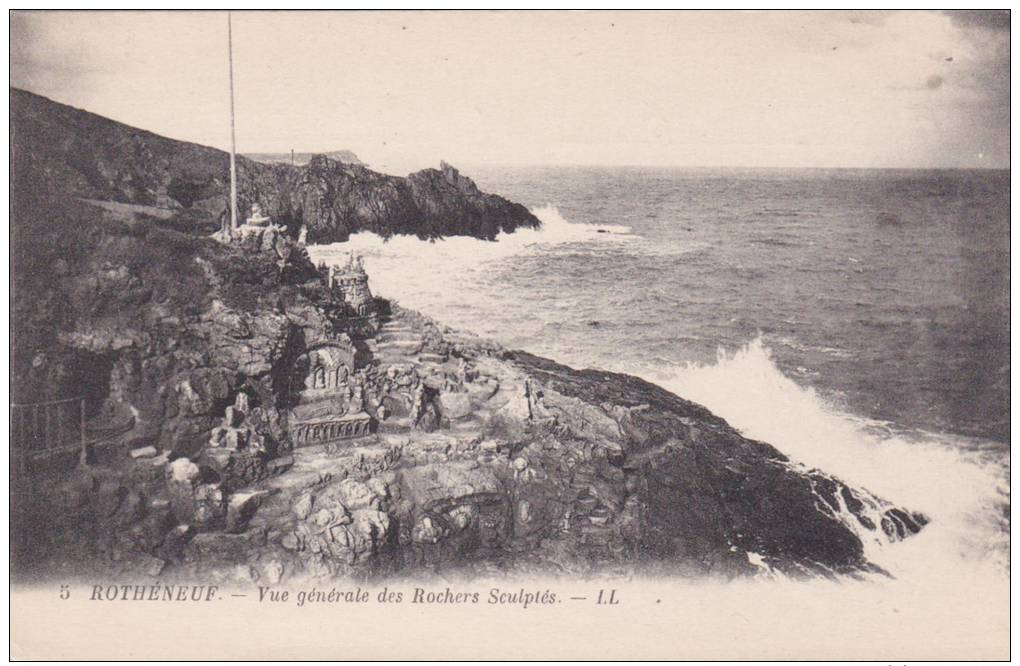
left=11, top=12, right=105, bottom=91
left=842, top=10, right=896, bottom=27
left=7, top=10, right=1011, bottom=169
left=943, top=10, right=1010, bottom=31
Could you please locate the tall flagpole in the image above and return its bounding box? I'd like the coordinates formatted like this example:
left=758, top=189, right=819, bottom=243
left=228, top=11, right=238, bottom=233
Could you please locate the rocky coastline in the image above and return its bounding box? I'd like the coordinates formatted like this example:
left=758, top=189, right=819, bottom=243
left=10, top=89, right=927, bottom=586
left=11, top=203, right=927, bottom=585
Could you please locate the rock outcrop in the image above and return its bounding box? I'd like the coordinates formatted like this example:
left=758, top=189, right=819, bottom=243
left=10, top=88, right=540, bottom=242
left=10, top=187, right=927, bottom=581
left=9, top=87, right=928, bottom=585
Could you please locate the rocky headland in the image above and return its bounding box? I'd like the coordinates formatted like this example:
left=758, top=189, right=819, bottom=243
left=11, top=88, right=539, bottom=242
left=244, top=149, right=366, bottom=167
left=10, top=90, right=928, bottom=586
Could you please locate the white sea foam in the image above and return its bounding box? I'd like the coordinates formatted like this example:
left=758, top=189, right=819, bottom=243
left=633, top=338, right=1009, bottom=651
left=309, top=204, right=1009, bottom=594
left=307, top=205, right=638, bottom=336
left=302, top=198, right=1009, bottom=655
left=310, top=204, right=634, bottom=269
left=638, top=337, right=1009, bottom=585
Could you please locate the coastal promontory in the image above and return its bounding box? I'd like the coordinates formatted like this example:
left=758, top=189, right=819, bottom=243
left=10, top=89, right=927, bottom=584
left=11, top=88, right=539, bottom=242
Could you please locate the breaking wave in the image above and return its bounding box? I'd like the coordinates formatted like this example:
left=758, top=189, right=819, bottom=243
left=311, top=204, right=633, bottom=268
left=308, top=205, right=638, bottom=331
left=305, top=185, right=1009, bottom=653
left=310, top=204, right=1009, bottom=592
left=636, top=337, right=1010, bottom=583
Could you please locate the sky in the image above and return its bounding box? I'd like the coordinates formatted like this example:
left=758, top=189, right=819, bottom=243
left=10, top=10, right=1011, bottom=173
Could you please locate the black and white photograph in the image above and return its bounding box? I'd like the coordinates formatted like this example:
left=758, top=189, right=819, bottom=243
left=8, top=9, right=1011, bottom=661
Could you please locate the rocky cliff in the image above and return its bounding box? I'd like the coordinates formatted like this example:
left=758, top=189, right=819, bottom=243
left=10, top=88, right=539, bottom=242
left=10, top=87, right=927, bottom=584
left=11, top=176, right=927, bottom=583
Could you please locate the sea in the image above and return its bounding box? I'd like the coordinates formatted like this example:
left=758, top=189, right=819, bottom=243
left=308, top=167, right=1009, bottom=630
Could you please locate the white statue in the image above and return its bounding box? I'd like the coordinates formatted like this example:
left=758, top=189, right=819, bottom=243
left=349, top=385, right=364, bottom=414
left=246, top=203, right=271, bottom=227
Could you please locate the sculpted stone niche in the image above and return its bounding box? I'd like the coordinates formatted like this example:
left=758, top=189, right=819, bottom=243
left=288, top=338, right=375, bottom=448
left=318, top=252, right=380, bottom=338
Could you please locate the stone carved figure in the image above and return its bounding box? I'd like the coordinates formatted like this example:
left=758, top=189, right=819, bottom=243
left=349, top=385, right=364, bottom=414
left=287, top=339, right=374, bottom=447
left=299, top=346, right=355, bottom=393
left=247, top=203, right=271, bottom=227
left=408, top=383, right=425, bottom=426
left=207, top=391, right=266, bottom=454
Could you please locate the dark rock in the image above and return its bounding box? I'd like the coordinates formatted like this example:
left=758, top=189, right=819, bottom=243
left=10, top=89, right=540, bottom=244
left=199, top=448, right=268, bottom=493
left=509, top=351, right=924, bottom=576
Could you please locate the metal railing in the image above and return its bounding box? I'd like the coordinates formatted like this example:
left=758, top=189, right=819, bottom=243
left=10, top=396, right=87, bottom=473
